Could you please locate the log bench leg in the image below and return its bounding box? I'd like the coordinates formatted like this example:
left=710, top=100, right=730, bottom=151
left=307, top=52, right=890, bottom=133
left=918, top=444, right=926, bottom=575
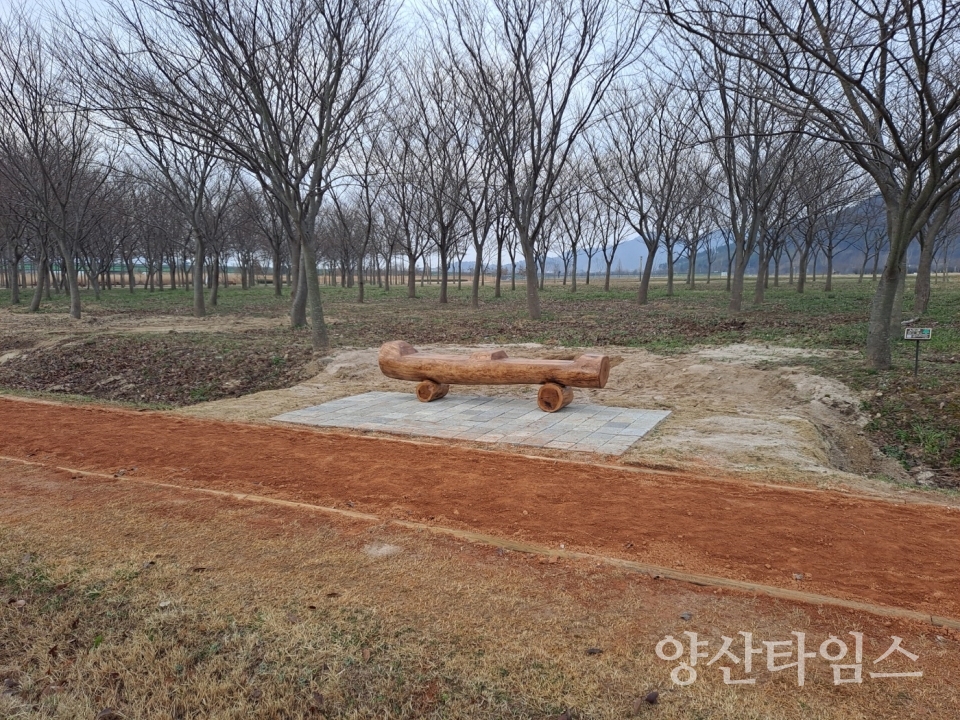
left=416, top=379, right=450, bottom=402
left=537, top=382, right=573, bottom=412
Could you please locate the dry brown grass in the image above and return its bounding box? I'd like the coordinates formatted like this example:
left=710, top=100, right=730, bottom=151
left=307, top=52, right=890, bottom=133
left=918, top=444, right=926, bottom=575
left=2, top=461, right=958, bottom=719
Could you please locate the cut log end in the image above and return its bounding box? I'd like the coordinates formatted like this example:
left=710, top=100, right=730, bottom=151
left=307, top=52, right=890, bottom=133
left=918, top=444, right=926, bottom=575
left=537, top=383, right=573, bottom=413
left=577, top=353, right=611, bottom=388
left=416, top=380, right=450, bottom=402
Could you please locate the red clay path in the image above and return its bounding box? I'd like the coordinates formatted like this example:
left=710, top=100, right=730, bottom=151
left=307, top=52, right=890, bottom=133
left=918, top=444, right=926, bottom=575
left=1, top=397, right=958, bottom=619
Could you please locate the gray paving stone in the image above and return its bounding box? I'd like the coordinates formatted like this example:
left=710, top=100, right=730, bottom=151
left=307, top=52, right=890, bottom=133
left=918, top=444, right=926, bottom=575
left=273, top=392, right=669, bottom=456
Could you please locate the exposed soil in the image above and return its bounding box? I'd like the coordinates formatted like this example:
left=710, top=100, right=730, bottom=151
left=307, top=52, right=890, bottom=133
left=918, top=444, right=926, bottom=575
left=177, top=343, right=916, bottom=492
left=5, top=460, right=959, bottom=719
left=2, top=288, right=955, bottom=487
left=2, top=397, right=958, bottom=621
left=0, top=328, right=314, bottom=406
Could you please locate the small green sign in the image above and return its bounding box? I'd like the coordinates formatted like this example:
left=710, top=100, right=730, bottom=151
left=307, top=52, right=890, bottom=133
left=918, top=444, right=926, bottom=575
left=904, top=327, right=932, bottom=341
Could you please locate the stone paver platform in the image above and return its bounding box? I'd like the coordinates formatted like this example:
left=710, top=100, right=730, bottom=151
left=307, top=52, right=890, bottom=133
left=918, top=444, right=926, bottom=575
left=273, top=392, right=670, bottom=455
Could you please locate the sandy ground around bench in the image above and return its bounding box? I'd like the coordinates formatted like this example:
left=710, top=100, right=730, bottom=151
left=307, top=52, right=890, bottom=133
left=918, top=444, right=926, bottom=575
left=175, top=342, right=917, bottom=499
left=0, top=306, right=926, bottom=499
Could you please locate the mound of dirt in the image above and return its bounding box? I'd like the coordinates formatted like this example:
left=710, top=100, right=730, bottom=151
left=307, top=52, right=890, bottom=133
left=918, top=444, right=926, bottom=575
left=176, top=342, right=910, bottom=492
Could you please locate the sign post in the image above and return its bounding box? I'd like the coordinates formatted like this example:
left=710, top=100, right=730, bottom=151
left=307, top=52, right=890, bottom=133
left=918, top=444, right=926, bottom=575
left=903, top=327, right=932, bottom=377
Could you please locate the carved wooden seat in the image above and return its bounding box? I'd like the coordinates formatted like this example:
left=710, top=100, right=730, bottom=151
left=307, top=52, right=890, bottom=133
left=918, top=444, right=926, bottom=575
left=378, top=340, right=610, bottom=412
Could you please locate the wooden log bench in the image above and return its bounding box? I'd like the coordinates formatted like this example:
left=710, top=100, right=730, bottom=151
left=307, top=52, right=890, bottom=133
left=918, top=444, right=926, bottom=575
left=378, top=340, right=610, bottom=412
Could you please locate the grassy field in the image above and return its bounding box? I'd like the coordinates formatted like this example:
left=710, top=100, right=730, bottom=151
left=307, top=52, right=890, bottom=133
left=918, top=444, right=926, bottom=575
left=1, top=274, right=958, bottom=480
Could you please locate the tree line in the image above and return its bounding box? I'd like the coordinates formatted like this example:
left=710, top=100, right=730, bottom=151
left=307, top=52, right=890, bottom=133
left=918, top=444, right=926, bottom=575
left=0, top=0, right=958, bottom=368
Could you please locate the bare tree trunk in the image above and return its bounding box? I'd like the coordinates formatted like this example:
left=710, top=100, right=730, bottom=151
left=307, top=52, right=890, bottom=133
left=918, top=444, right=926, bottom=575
left=729, top=239, right=749, bottom=311
left=357, top=254, right=365, bottom=303
left=29, top=254, right=46, bottom=312
left=519, top=229, right=541, bottom=319
left=914, top=202, right=950, bottom=314
left=291, top=255, right=308, bottom=327
left=299, top=236, right=329, bottom=350
left=9, top=253, right=19, bottom=304
left=440, top=252, right=448, bottom=305
left=192, top=236, right=206, bottom=317
left=464, top=257, right=478, bottom=309
left=753, top=242, right=766, bottom=305
left=866, top=233, right=907, bottom=369
left=405, top=252, right=417, bottom=298
left=666, top=250, right=675, bottom=297
left=89, top=266, right=101, bottom=300
left=797, top=246, right=808, bottom=293
left=210, top=255, right=220, bottom=306
left=289, top=239, right=301, bottom=300
left=63, top=253, right=81, bottom=319
left=637, top=253, right=656, bottom=304
left=272, top=247, right=283, bottom=296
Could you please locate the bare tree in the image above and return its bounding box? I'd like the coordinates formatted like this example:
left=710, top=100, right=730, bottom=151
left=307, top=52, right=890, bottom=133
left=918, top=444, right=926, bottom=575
left=787, top=139, right=862, bottom=293
left=331, top=110, right=389, bottom=303
left=0, top=11, right=112, bottom=319
left=666, top=0, right=960, bottom=368
left=402, top=53, right=473, bottom=304
left=0, top=176, right=31, bottom=305
left=595, top=196, right=630, bottom=292
left=438, top=0, right=647, bottom=319
left=238, top=181, right=288, bottom=296
left=683, top=32, right=805, bottom=310
left=105, top=113, right=224, bottom=313
left=914, top=194, right=957, bottom=314
left=377, top=100, right=431, bottom=298
left=935, top=207, right=960, bottom=283
left=79, top=0, right=394, bottom=349
left=594, top=77, right=702, bottom=302
left=555, top=158, right=597, bottom=293
left=847, top=198, right=888, bottom=283
left=677, top=161, right=715, bottom=290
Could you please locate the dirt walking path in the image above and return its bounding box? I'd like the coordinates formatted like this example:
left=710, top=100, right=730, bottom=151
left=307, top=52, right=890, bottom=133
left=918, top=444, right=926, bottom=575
left=2, top=396, right=958, bottom=620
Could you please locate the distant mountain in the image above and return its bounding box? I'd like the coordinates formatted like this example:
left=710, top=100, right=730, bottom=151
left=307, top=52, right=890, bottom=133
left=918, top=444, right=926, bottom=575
left=448, top=195, right=960, bottom=277
left=545, top=195, right=960, bottom=276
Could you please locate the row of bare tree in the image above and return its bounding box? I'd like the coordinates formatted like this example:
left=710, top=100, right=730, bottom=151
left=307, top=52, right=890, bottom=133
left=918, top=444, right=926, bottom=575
left=0, top=0, right=958, bottom=369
